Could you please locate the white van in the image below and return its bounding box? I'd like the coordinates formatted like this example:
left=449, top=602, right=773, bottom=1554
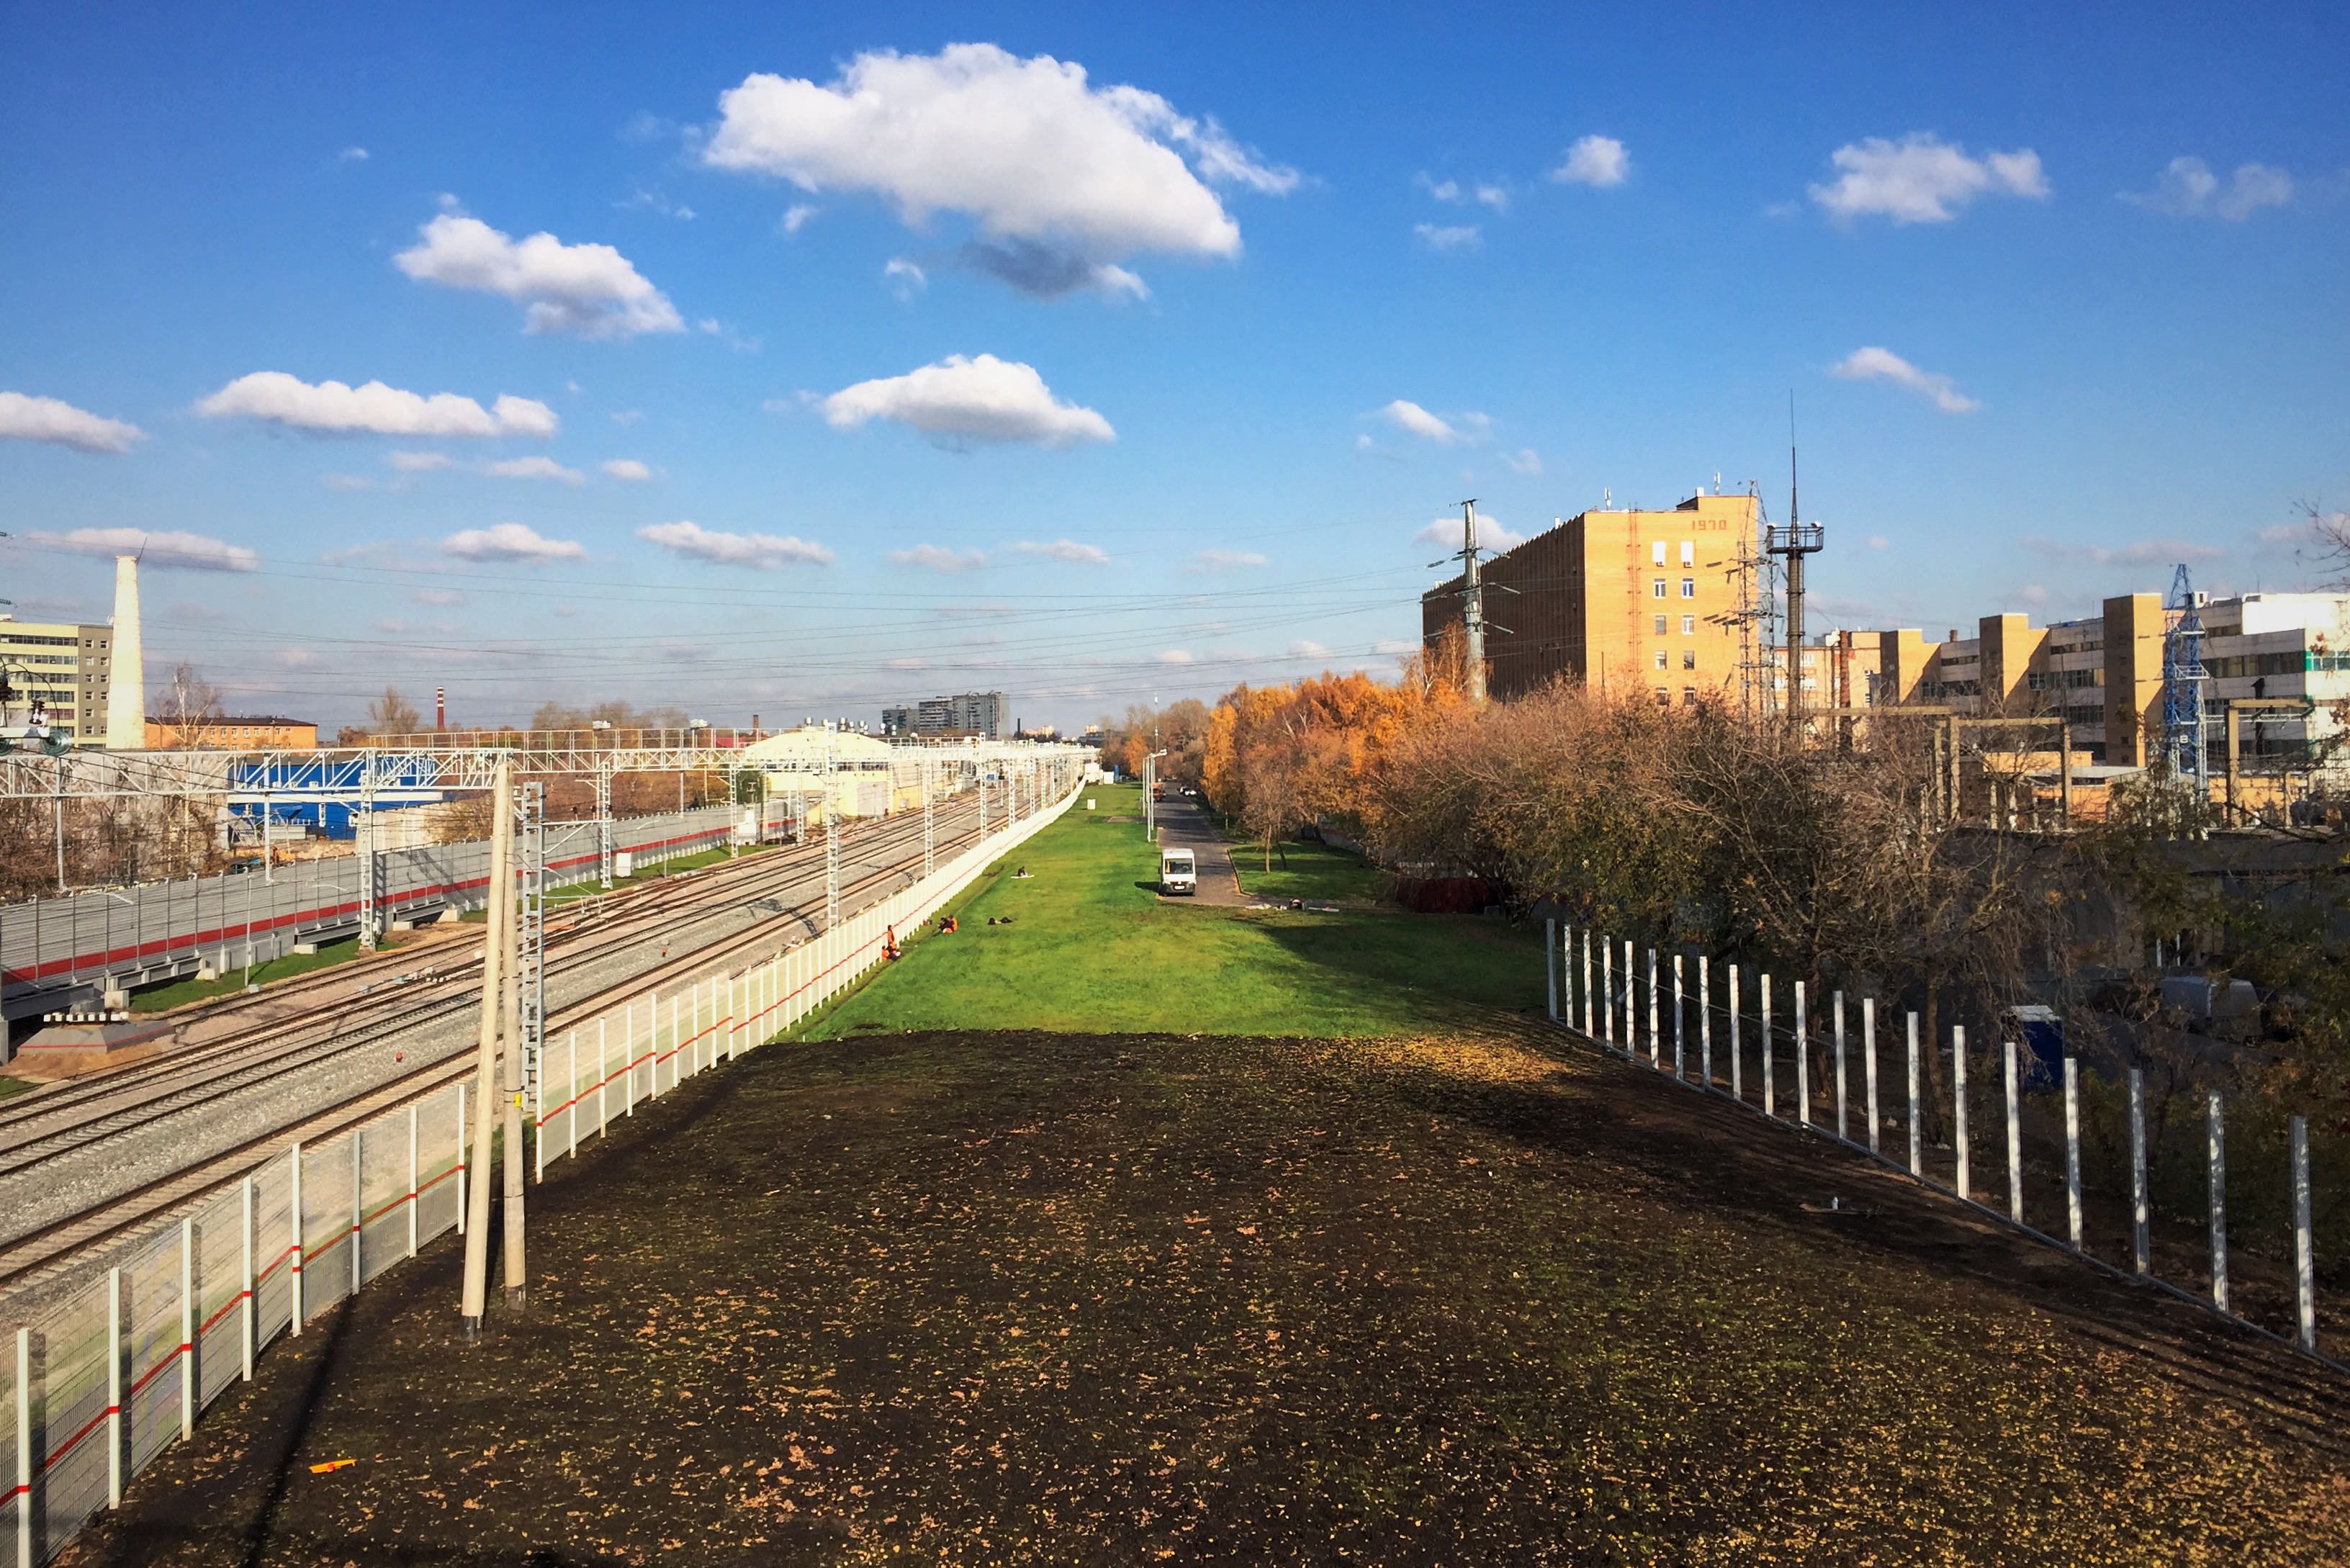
left=1159, top=847, right=1197, bottom=896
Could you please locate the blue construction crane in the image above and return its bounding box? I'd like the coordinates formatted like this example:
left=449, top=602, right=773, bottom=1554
left=2159, top=562, right=2209, bottom=789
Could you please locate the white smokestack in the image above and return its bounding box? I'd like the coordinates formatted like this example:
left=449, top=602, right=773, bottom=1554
left=105, top=554, right=145, bottom=749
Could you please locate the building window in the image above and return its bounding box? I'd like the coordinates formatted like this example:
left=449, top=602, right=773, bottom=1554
left=1683, top=685, right=1698, bottom=704
left=1652, top=577, right=1667, bottom=598
left=1680, top=541, right=1695, bottom=567
left=1682, top=614, right=1696, bottom=635
left=1682, top=649, right=1696, bottom=670
left=1654, top=649, right=1668, bottom=669
left=1680, top=577, right=1695, bottom=598
left=1655, top=688, right=1670, bottom=707
left=1653, top=614, right=1668, bottom=635
left=1651, top=541, right=1667, bottom=566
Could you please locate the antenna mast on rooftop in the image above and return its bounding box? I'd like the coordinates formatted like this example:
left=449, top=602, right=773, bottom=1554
left=1764, top=398, right=1824, bottom=731
left=1457, top=500, right=1489, bottom=704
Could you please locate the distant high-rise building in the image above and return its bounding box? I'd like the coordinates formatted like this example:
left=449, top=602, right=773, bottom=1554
left=882, top=690, right=1008, bottom=739
left=1422, top=492, right=1758, bottom=705
left=0, top=614, right=116, bottom=745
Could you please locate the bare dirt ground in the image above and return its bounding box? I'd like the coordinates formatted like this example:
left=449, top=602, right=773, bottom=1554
left=60, top=1024, right=2350, bottom=1567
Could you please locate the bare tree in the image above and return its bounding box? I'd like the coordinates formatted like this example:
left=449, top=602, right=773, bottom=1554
left=365, top=686, right=422, bottom=737
left=153, top=662, right=223, bottom=749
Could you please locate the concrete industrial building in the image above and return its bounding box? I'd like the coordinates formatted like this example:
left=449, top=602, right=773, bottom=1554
left=0, top=615, right=117, bottom=745
left=1875, top=591, right=2350, bottom=771
left=144, top=715, right=320, bottom=749
left=1422, top=492, right=1760, bottom=703
left=882, top=690, right=1008, bottom=739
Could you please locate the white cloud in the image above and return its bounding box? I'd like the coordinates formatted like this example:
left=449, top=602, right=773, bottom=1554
left=611, top=409, right=645, bottom=426
left=1288, top=639, right=1330, bottom=658
left=26, top=527, right=258, bottom=572
left=1868, top=535, right=1890, bottom=550
left=337, top=146, right=369, bottom=163
left=1829, top=346, right=1981, bottom=413
left=1379, top=399, right=1489, bottom=444
left=823, top=353, right=1114, bottom=447
left=0, top=391, right=144, bottom=453
left=322, top=474, right=375, bottom=491
left=601, top=458, right=654, bottom=482
left=1374, top=638, right=1418, bottom=656
left=890, top=544, right=988, bottom=572
left=1503, top=448, right=1542, bottom=475
left=1413, top=222, right=1481, bottom=251
left=883, top=256, right=927, bottom=298
left=618, top=188, right=694, bottom=220
left=386, top=449, right=456, bottom=472
left=412, top=587, right=469, bottom=605
left=1415, top=515, right=1525, bottom=551
left=1551, top=135, right=1629, bottom=188
left=2122, top=156, right=2294, bottom=221
left=1192, top=549, right=1268, bottom=571
left=2017, top=585, right=2050, bottom=606
left=701, top=45, right=1293, bottom=297
left=1809, top=134, right=2048, bottom=224
left=440, top=522, right=586, bottom=563
left=393, top=210, right=685, bottom=337
left=780, top=202, right=819, bottom=234
left=1156, top=649, right=1194, bottom=664
left=1010, top=539, right=1110, bottom=564
left=1418, top=174, right=1510, bottom=211
left=637, top=520, right=834, bottom=569
left=198, top=372, right=557, bottom=438
left=484, top=455, right=585, bottom=484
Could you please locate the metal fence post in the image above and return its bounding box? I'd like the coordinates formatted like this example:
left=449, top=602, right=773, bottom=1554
left=2064, top=1057, right=2082, bottom=1252
left=2004, top=1040, right=2023, bottom=1225
left=1672, top=954, right=1685, bottom=1080
left=1833, top=991, right=1847, bottom=1143
left=107, top=1266, right=122, bottom=1506
left=2207, top=1091, right=2228, bottom=1313
left=2292, top=1115, right=2316, bottom=1353
left=1698, top=956, right=1712, bottom=1089
left=1760, top=974, right=1775, bottom=1119
left=15, top=1326, right=30, bottom=1568
left=568, top=1029, right=579, bottom=1161
left=240, top=1175, right=255, bottom=1380
left=1600, top=939, right=1613, bottom=1047
left=405, top=1104, right=419, bottom=1259
left=598, top=1018, right=609, bottom=1137
left=1953, top=1025, right=1969, bottom=1202
left=1546, top=918, right=1557, bottom=1022
left=1863, top=999, right=1878, bottom=1155
left=1623, top=941, right=1636, bottom=1053
left=2129, top=1068, right=2149, bottom=1275
left=1580, top=931, right=1593, bottom=1035
left=351, top=1130, right=363, bottom=1296
left=289, top=1142, right=304, bottom=1335
left=1794, top=981, right=1809, bottom=1127
left=179, top=1217, right=194, bottom=1441
left=1728, top=963, right=1742, bottom=1101
left=1647, top=947, right=1659, bottom=1067
left=1906, top=1013, right=1922, bottom=1176
left=454, top=1085, right=467, bottom=1236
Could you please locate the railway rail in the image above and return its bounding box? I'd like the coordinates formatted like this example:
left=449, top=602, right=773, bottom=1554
left=0, top=797, right=1000, bottom=1293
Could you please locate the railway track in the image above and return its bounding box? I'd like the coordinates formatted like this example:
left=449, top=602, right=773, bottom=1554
left=0, top=798, right=1007, bottom=1292
left=0, top=806, right=971, bottom=1171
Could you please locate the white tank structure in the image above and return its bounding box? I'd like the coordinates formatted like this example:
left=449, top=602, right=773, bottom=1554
left=104, top=552, right=145, bottom=750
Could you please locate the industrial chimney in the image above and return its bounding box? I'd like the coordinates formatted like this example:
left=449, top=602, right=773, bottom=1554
left=104, top=554, right=145, bottom=750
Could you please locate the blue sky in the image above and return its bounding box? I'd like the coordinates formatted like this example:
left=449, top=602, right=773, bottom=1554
left=2, top=1, right=2345, bottom=729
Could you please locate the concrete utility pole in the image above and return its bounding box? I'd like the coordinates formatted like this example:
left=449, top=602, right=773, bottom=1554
left=459, top=762, right=512, bottom=1338
left=1458, top=500, right=1488, bottom=705
left=1765, top=411, right=1825, bottom=732
left=501, top=777, right=527, bottom=1314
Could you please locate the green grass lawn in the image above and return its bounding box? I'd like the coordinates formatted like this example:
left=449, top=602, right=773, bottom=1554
left=0, top=1077, right=31, bottom=1103
left=1228, top=831, right=1392, bottom=906
left=807, top=782, right=1540, bottom=1039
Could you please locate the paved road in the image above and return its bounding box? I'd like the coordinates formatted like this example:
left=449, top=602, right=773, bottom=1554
left=1151, top=796, right=1248, bottom=906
